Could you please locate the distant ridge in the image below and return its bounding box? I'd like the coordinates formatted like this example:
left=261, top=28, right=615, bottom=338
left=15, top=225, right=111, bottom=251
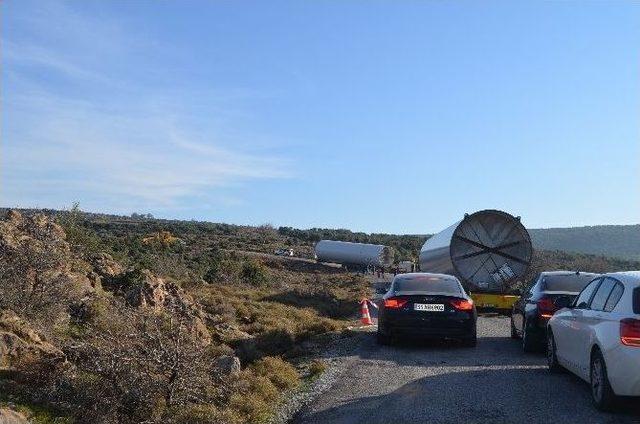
left=1, top=207, right=639, bottom=261
left=529, top=224, right=640, bottom=261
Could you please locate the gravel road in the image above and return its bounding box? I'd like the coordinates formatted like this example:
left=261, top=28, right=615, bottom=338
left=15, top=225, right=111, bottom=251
left=292, top=316, right=640, bottom=424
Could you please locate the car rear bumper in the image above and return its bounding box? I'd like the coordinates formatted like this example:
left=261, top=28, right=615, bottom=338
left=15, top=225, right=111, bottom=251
left=606, top=345, right=640, bottom=396
left=381, top=317, right=475, bottom=339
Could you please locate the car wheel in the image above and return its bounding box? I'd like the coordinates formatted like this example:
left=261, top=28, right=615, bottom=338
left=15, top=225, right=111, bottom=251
left=590, top=349, right=616, bottom=411
left=510, top=317, right=520, bottom=339
left=522, top=319, right=537, bottom=353
left=462, top=334, right=477, bottom=348
left=376, top=328, right=392, bottom=346
left=547, top=331, right=562, bottom=373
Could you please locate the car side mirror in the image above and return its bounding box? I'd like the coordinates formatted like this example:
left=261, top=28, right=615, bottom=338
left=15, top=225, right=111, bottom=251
left=554, top=295, right=573, bottom=309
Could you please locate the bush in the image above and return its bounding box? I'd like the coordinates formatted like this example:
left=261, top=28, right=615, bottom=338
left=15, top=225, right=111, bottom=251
left=250, top=356, right=299, bottom=391
left=241, top=260, right=269, bottom=287
left=170, top=404, right=242, bottom=424
left=308, top=359, right=326, bottom=378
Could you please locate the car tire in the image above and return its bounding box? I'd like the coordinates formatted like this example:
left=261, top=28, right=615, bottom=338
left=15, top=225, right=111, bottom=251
left=376, top=328, right=391, bottom=346
left=462, top=334, right=477, bottom=348
left=510, top=317, right=520, bottom=339
left=547, top=331, right=562, bottom=373
left=522, top=318, right=537, bottom=353
left=590, top=348, right=617, bottom=411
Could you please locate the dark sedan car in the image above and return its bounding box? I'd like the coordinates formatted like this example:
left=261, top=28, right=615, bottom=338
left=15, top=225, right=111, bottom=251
left=377, top=273, right=477, bottom=346
left=511, top=271, right=599, bottom=352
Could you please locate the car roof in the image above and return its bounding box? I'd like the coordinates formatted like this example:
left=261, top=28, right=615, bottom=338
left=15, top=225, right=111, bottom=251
left=604, top=271, right=640, bottom=285
left=538, top=271, right=599, bottom=277
left=394, top=272, right=458, bottom=281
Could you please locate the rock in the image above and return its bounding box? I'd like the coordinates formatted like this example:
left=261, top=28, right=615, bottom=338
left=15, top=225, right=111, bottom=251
left=0, top=311, right=65, bottom=369
left=86, top=271, right=102, bottom=289
left=0, top=407, right=28, bottom=424
left=107, top=269, right=212, bottom=345
left=211, top=322, right=252, bottom=344
left=123, top=269, right=167, bottom=308
left=91, top=252, right=123, bottom=278
left=213, top=355, right=241, bottom=375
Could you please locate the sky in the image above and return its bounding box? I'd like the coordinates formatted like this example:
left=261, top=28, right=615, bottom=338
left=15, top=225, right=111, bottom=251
left=2, top=1, right=639, bottom=234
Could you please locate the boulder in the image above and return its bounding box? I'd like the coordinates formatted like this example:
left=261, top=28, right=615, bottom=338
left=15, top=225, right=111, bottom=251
left=0, top=311, right=64, bottom=369
left=213, top=355, right=241, bottom=375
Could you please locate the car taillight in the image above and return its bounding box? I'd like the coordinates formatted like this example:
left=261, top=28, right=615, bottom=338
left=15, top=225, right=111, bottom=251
left=620, top=318, right=640, bottom=347
left=537, top=297, right=556, bottom=319
left=384, top=297, right=408, bottom=309
left=450, top=298, right=474, bottom=311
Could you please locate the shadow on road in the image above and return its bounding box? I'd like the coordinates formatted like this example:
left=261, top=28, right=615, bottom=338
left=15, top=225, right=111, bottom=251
left=299, top=326, right=640, bottom=424
left=297, top=365, right=640, bottom=424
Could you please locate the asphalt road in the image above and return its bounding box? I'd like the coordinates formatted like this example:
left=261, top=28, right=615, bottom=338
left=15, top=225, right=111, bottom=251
left=292, top=316, right=640, bottom=424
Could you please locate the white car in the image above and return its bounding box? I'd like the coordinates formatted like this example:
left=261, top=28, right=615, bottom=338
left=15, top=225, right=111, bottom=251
left=547, top=271, right=640, bottom=410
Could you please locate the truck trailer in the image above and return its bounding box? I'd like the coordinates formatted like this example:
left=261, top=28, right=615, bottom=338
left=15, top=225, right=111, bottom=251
left=419, top=209, right=533, bottom=312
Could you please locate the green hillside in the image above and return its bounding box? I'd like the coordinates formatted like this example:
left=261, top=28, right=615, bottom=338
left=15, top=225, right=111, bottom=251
left=529, top=224, right=640, bottom=261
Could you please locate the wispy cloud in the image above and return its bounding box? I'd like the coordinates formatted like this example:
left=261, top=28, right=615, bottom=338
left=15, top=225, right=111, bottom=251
left=2, top=0, right=292, bottom=215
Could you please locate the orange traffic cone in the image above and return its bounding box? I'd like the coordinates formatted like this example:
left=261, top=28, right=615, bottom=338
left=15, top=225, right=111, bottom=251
left=360, top=299, right=373, bottom=325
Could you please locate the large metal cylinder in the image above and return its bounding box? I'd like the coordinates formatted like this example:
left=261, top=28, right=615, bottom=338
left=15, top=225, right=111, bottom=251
left=314, top=240, right=393, bottom=267
left=419, top=210, right=532, bottom=293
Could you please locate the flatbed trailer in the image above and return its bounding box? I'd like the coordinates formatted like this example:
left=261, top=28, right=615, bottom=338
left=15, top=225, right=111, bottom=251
left=469, top=292, right=519, bottom=315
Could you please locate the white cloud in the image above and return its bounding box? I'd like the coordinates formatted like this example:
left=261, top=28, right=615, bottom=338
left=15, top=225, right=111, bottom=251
left=2, top=0, right=292, bottom=214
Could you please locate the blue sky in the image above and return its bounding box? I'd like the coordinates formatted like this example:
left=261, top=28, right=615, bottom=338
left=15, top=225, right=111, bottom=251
left=2, top=1, right=639, bottom=234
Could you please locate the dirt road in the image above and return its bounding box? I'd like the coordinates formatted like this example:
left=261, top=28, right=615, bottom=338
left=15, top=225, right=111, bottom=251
left=292, top=317, right=640, bottom=424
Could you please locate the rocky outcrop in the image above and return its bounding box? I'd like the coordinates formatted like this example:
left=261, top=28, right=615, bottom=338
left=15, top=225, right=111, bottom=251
left=0, top=311, right=64, bottom=369
left=101, top=269, right=212, bottom=345
left=91, top=252, right=123, bottom=279
left=0, top=211, right=94, bottom=324
left=0, top=407, right=28, bottom=424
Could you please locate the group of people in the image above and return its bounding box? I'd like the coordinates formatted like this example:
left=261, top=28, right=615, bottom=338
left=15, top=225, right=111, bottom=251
left=367, top=265, right=401, bottom=278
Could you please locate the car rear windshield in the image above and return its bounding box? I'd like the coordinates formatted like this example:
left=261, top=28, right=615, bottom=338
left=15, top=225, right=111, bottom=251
left=634, top=287, right=640, bottom=315
left=540, top=274, right=595, bottom=292
left=394, top=277, right=461, bottom=294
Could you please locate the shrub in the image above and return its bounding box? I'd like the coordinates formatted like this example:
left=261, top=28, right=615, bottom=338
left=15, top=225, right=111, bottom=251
left=308, top=359, right=326, bottom=378
left=170, top=404, right=242, bottom=424
left=250, top=356, right=300, bottom=391
left=241, top=260, right=268, bottom=287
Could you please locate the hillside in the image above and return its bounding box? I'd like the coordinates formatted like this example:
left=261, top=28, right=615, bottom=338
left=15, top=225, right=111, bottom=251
left=1, top=207, right=639, bottom=423
left=0, top=209, right=368, bottom=423
left=529, top=224, right=640, bottom=261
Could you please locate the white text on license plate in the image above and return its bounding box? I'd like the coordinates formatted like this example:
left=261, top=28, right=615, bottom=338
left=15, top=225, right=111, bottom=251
left=414, top=303, right=444, bottom=312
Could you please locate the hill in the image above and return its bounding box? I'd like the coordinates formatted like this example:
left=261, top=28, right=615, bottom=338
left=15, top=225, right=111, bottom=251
left=529, top=224, right=640, bottom=261
left=1, top=207, right=639, bottom=422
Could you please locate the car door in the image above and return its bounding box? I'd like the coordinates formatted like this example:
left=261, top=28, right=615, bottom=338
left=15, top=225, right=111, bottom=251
left=555, top=278, right=601, bottom=374
left=513, top=279, right=537, bottom=332
left=574, top=278, right=616, bottom=378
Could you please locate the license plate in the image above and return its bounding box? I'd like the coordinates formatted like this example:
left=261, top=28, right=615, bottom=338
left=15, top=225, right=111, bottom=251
left=414, top=303, right=444, bottom=312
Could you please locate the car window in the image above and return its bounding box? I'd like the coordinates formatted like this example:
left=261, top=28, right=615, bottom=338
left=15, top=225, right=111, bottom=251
left=526, top=276, right=540, bottom=296
left=590, top=278, right=615, bottom=311
left=603, top=280, right=624, bottom=312
left=540, top=273, right=596, bottom=292
left=574, top=278, right=601, bottom=309
left=393, top=276, right=461, bottom=294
